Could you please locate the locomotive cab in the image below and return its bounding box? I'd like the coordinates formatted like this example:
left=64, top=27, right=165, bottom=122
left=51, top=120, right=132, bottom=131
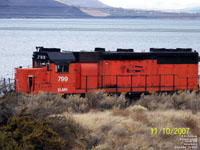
left=15, top=47, right=76, bottom=94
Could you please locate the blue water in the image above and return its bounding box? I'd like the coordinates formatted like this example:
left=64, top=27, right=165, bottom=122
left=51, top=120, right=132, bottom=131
left=0, top=18, right=200, bottom=78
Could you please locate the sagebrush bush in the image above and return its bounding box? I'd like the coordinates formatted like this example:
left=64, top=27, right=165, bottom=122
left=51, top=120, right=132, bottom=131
left=93, top=143, right=111, bottom=150
left=137, top=91, right=200, bottom=112
left=170, top=115, right=200, bottom=137
left=112, top=107, right=130, bottom=117
left=48, top=115, right=89, bottom=150
left=189, top=99, right=200, bottom=114
left=131, top=111, right=149, bottom=123
left=64, top=95, right=89, bottom=113
left=86, top=90, right=106, bottom=109
left=128, top=105, right=148, bottom=113
left=1, top=90, right=128, bottom=114
left=99, top=122, right=113, bottom=132
left=0, top=102, right=13, bottom=126
left=86, top=91, right=127, bottom=110
left=112, top=126, right=127, bottom=137
left=0, top=92, right=90, bottom=150
left=0, top=111, right=89, bottom=150
left=0, top=92, right=67, bottom=118
left=64, top=91, right=127, bottom=113
left=0, top=111, right=66, bottom=150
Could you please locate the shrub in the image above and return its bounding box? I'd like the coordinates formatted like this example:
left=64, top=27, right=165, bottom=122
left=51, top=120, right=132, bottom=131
left=87, top=132, right=101, bottom=149
left=64, top=95, right=89, bottom=113
left=128, top=105, right=148, bottom=113
left=0, top=92, right=67, bottom=119
left=112, top=107, right=130, bottom=117
left=0, top=111, right=66, bottom=150
left=1, top=91, right=129, bottom=115
left=93, top=143, right=111, bottom=150
left=86, top=90, right=127, bottom=110
left=0, top=92, right=90, bottom=150
left=99, top=96, right=115, bottom=110
left=115, top=94, right=127, bottom=109
left=86, top=90, right=107, bottom=109
left=112, top=126, right=127, bottom=137
left=131, top=112, right=149, bottom=123
left=137, top=91, right=200, bottom=112
left=0, top=102, right=13, bottom=126
left=99, top=122, right=113, bottom=132
left=183, top=117, right=200, bottom=136
left=48, top=115, right=89, bottom=150
left=189, top=99, right=200, bottom=114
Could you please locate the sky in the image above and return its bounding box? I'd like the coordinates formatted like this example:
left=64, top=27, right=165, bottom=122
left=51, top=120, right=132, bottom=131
left=99, top=0, right=200, bottom=10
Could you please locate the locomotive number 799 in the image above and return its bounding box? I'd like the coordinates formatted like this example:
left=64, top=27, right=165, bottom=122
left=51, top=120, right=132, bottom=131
left=58, top=76, right=68, bottom=82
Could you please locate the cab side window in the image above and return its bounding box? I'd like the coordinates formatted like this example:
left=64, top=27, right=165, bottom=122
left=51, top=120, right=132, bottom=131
left=56, top=65, right=69, bottom=73
left=41, top=62, right=46, bottom=66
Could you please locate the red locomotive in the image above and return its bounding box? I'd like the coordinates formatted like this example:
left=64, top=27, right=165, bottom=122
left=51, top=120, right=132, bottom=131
left=15, top=47, right=199, bottom=96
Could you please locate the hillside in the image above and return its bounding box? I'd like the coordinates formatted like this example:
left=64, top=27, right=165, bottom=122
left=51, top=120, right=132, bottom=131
left=56, top=0, right=111, bottom=17
left=183, top=7, right=200, bottom=13
left=1, top=0, right=65, bottom=6
left=59, top=0, right=109, bottom=8
left=0, top=0, right=7, bottom=5
left=0, top=0, right=90, bottom=18
left=0, top=0, right=200, bottom=18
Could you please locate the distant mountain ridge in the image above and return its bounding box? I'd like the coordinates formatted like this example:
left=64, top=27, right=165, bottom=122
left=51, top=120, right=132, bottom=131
left=0, top=0, right=200, bottom=18
left=58, top=0, right=109, bottom=8
left=0, top=0, right=109, bottom=7
left=0, top=0, right=7, bottom=5
left=0, top=0, right=67, bottom=7
left=0, top=0, right=111, bottom=18
left=0, top=0, right=91, bottom=18
left=182, top=7, right=200, bottom=13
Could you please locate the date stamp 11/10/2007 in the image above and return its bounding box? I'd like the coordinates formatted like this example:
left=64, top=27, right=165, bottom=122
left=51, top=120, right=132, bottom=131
left=151, top=128, right=190, bottom=135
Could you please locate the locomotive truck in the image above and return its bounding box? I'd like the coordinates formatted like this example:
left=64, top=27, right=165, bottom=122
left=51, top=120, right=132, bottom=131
left=14, top=47, right=199, bottom=97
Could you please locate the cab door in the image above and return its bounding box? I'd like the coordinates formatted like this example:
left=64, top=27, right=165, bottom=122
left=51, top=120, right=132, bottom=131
left=28, top=75, right=35, bottom=93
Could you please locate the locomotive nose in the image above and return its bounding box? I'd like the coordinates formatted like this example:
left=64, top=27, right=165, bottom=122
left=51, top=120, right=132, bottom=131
left=15, top=67, right=47, bottom=94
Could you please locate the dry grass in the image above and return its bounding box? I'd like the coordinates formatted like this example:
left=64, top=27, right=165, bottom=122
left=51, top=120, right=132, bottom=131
left=1, top=91, right=200, bottom=149
left=71, top=108, right=200, bottom=150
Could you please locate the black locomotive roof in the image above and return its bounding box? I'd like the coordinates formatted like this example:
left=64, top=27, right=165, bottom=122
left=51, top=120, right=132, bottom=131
left=33, top=47, right=76, bottom=65
left=33, top=47, right=199, bottom=64
left=47, top=52, right=76, bottom=65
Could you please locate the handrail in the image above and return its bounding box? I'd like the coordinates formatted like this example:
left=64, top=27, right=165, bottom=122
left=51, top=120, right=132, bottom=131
left=3, top=74, right=200, bottom=93
left=80, top=74, right=200, bottom=93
